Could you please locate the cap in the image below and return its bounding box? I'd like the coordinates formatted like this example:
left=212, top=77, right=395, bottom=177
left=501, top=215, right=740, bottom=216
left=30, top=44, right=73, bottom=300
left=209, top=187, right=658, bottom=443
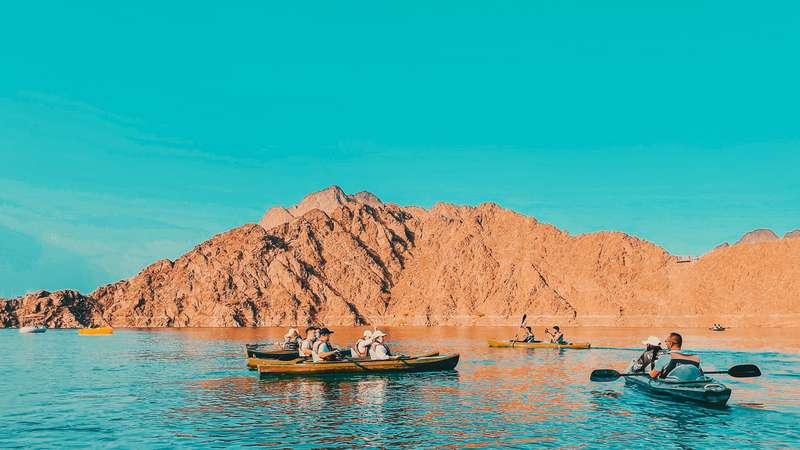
left=318, top=327, right=334, bottom=336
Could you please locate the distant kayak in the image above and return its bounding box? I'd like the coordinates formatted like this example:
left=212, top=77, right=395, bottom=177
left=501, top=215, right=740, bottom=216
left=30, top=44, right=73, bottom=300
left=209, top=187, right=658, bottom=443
left=257, top=353, right=459, bottom=377
left=623, top=362, right=732, bottom=407
left=709, top=327, right=726, bottom=332
left=78, top=326, right=113, bottom=335
left=487, top=339, right=591, bottom=349
left=19, top=326, right=47, bottom=334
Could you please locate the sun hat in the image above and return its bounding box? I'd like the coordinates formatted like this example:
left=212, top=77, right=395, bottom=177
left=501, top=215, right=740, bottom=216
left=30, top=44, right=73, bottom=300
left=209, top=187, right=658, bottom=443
left=371, top=330, right=387, bottom=339
left=642, top=336, right=661, bottom=347
left=284, top=328, right=299, bottom=338
left=363, top=330, right=373, bottom=339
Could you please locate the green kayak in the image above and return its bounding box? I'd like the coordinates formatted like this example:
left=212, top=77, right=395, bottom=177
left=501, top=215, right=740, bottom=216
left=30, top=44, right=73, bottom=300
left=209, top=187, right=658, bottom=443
left=623, top=362, right=732, bottom=407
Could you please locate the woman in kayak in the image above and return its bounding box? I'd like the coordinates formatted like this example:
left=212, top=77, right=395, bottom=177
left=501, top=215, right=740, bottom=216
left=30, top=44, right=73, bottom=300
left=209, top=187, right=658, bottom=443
left=649, top=332, right=702, bottom=379
left=545, top=326, right=567, bottom=345
left=282, top=328, right=301, bottom=351
left=632, top=336, right=664, bottom=372
left=369, top=330, right=398, bottom=360
left=354, top=330, right=374, bottom=358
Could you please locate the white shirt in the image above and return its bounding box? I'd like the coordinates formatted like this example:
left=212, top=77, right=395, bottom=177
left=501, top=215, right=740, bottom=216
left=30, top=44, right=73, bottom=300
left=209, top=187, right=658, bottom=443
left=369, top=342, right=391, bottom=360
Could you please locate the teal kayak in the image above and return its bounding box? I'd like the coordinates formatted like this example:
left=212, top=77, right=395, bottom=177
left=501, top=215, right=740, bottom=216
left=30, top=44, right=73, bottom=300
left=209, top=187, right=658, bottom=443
left=624, top=362, right=732, bottom=407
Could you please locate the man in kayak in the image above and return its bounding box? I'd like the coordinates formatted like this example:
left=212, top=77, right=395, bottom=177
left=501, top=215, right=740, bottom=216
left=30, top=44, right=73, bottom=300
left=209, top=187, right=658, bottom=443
left=354, top=330, right=373, bottom=358
left=315, top=328, right=343, bottom=361
left=369, top=330, right=398, bottom=360
left=649, top=332, right=702, bottom=379
left=545, top=326, right=567, bottom=345
left=632, top=336, right=663, bottom=372
left=299, top=326, right=317, bottom=358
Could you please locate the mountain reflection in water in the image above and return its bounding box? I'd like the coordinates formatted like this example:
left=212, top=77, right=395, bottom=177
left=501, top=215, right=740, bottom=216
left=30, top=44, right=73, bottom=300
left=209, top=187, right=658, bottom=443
left=1, top=326, right=797, bottom=448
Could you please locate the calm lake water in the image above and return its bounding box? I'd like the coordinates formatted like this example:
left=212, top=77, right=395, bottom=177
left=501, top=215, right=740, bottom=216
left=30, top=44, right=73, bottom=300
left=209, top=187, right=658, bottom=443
left=1, top=327, right=798, bottom=449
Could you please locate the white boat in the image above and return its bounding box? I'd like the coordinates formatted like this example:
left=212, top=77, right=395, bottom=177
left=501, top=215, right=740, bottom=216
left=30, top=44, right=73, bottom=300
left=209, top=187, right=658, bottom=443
left=19, top=325, right=47, bottom=334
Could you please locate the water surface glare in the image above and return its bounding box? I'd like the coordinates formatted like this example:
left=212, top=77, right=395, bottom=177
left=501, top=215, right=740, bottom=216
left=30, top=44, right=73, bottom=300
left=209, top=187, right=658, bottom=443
left=1, top=327, right=798, bottom=448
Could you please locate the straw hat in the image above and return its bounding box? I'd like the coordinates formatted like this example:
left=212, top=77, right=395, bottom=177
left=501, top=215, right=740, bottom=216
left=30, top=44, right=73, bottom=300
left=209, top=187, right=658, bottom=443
left=642, top=336, right=661, bottom=347
left=284, top=328, right=299, bottom=338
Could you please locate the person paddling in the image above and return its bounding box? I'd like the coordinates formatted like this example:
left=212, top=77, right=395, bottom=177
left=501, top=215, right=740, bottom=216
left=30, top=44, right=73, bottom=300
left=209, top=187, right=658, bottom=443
left=520, top=326, right=536, bottom=343
left=545, top=326, right=567, bottom=345
left=649, top=332, right=702, bottom=379
left=354, top=330, right=373, bottom=358
left=314, top=328, right=342, bottom=362
left=369, top=330, right=397, bottom=360
left=632, top=336, right=664, bottom=372
left=299, top=326, right=317, bottom=358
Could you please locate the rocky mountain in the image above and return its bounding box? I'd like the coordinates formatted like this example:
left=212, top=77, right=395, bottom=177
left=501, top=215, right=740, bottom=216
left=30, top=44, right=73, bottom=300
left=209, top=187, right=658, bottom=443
left=784, top=229, right=800, bottom=239
left=3, top=186, right=799, bottom=328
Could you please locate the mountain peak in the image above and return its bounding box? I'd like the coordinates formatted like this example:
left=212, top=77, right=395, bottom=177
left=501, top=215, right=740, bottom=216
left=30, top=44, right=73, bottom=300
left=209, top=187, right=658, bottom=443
left=736, top=228, right=780, bottom=245
left=259, top=186, right=384, bottom=231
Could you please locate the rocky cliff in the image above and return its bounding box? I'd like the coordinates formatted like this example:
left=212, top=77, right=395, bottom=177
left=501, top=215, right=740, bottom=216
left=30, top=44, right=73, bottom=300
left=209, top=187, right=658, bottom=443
left=3, top=186, right=799, bottom=328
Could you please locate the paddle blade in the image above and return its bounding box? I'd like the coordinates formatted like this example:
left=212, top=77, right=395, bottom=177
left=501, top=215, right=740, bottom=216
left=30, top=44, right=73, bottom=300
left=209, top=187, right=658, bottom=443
left=520, top=314, right=527, bottom=327
left=728, top=364, right=761, bottom=378
left=590, top=369, right=621, bottom=382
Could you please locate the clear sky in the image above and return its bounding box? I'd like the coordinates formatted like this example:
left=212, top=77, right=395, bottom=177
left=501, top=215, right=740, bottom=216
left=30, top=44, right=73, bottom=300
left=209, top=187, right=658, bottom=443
left=1, top=2, right=798, bottom=297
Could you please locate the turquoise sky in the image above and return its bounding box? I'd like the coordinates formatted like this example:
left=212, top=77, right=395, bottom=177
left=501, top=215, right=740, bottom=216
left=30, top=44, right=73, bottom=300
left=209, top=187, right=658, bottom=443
left=1, top=2, right=798, bottom=297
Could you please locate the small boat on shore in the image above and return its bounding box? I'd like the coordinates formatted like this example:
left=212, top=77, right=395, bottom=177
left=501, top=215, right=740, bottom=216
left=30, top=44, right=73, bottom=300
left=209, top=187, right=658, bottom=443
left=78, top=326, right=114, bottom=335
left=487, top=339, right=591, bottom=350
left=257, top=353, right=459, bottom=377
left=19, top=325, right=47, bottom=334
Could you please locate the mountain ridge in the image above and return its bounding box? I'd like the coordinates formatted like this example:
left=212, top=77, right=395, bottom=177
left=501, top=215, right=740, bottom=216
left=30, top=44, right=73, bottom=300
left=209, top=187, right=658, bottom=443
left=3, top=186, right=799, bottom=328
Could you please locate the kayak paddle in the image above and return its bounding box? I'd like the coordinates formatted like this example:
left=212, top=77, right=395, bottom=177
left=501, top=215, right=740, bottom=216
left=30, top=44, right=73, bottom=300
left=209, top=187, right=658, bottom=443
left=590, top=364, right=762, bottom=382
left=511, top=314, right=527, bottom=343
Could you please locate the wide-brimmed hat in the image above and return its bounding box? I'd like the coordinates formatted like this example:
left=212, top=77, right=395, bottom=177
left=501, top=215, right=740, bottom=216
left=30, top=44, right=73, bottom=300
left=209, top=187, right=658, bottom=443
left=362, top=330, right=373, bottom=339
left=642, top=336, right=661, bottom=347
left=371, top=330, right=387, bottom=339
left=284, top=328, right=299, bottom=338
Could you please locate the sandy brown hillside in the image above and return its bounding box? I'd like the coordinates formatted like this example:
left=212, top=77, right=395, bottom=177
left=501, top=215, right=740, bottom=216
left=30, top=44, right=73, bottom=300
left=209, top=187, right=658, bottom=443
left=2, top=186, right=799, bottom=328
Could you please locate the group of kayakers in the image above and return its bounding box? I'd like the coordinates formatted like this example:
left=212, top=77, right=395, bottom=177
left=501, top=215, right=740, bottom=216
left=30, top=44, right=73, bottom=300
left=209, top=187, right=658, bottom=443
left=280, top=326, right=397, bottom=361
left=517, top=325, right=567, bottom=345
left=632, top=332, right=702, bottom=379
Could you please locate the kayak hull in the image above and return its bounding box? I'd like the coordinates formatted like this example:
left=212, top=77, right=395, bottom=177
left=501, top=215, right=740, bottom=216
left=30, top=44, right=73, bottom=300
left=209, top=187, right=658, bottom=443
left=487, top=339, right=591, bottom=350
left=258, top=354, right=459, bottom=377
left=246, top=351, right=440, bottom=370
left=78, top=326, right=114, bottom=335
left=624, top=363, right=731, bottom=407
left=245, top=346, right=300, bottom=360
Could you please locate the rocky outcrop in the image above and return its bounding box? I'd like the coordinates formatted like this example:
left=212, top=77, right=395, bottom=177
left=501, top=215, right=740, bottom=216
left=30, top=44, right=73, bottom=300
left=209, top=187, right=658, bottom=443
left=784, top=229, right=800, bottom=239
left=736, top=228, right=780, bottom=245
left=3, top=186, right=799, bottom=328
left=1, top=290, right=104, bottom=328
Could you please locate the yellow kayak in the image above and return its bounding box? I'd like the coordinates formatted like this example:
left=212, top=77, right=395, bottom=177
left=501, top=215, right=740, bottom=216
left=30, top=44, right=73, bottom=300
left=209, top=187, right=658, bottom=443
left=78, top=326, right=114, bottom=335
left=487, top=339, right=590, bottom=349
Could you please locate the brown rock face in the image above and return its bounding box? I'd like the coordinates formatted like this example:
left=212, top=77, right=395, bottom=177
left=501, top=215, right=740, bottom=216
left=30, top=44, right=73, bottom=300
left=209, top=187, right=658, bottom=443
left=1, top=290, right=104, bottom=328
left=3, top=186, right=799, bottom=328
